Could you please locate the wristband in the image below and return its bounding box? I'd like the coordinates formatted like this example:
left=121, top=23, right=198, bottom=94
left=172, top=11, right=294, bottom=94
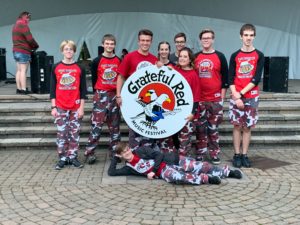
left=51, top=106, right=57, bottom=109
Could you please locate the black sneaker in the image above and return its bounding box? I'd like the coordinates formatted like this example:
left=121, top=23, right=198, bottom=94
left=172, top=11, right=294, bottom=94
left=70, top=158, right=84, bottom=168
left=232, top=154, right=242, bottom=168
left=241, top=154, right=251, bottom=168
left=24, top=90, right=32, bottom=94
left=18, top=89, right=26, bottom=95
left=86, top=154, right=97, bottom=165
left=208, top=175, right=221, bottom=185
left=16, top=89, right=21, bottom=94
left=228, top=170, right=242, bottom=179
left=211, top=156, right=221, bottom=165
left=55, top=160, right=66, bottom=170
left=195, top=155, right=204, bottom=161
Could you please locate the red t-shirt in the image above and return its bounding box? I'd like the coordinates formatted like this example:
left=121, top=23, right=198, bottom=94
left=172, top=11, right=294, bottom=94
left=117, top=50, right=157, bottom=78
left=195, top=51, right=228, bottom=102
left=228, top=49, right=264, bottom=98
left=94, top=55, right=121, bottom=91
left=175, top=67, right=200, bottom=103
left=52, top=62, right=85, bottom=110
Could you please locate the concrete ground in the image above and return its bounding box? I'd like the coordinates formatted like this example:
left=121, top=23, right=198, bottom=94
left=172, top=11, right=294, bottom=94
left=0, top=147, right=299, bottom=225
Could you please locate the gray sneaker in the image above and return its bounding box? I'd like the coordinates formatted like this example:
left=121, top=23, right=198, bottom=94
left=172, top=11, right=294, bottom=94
left=86, top=154, right=97, bottom=165
left=211, top=156, right=221, bottom=165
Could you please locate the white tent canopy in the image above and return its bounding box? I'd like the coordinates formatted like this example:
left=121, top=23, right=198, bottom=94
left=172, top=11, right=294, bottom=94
left=1, top=0, right=299, bottom=78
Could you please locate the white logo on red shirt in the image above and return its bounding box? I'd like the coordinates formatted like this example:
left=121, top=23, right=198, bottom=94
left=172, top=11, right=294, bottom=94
left=136, top=61, right=153, bottom=71
left=198, top=59, right=213, bottom=78
left=238, top=61, right=254, bottom=75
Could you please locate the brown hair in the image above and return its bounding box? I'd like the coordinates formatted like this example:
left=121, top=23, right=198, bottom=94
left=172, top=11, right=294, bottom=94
left=199, top=28, right=215, bottom=40
left=157, top=41, right=171, bottom=59
left=240, top=23, right=256, bottom=36
left=178, top=47, right=195, bottom=68
left=18, top=11, right=31, bottom=19
left=102, top=34, right=116, bottom=44
left=174, top=32, right=186, bottom=42
left=138, top=29, right=153, bottom=39
left=115, top=142, right=129, bottom=155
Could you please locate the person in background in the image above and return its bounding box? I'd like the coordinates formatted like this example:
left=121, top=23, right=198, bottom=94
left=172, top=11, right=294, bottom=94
left=85, top=34, right=121, bottom=164
left=157, top=41, right=175, bottom=67
left=194, top=29, right=229, bottom=164
left=169, top=32, right=186, bottom=64
left=228, top=24, right=264, bottom=168
left=50, top=40, right=87, bottom=170
left=12, top=11, right=39, bottom=94
left=156, top=41, right=177, bottom=153
left=121, top=48, right=128, bottom=61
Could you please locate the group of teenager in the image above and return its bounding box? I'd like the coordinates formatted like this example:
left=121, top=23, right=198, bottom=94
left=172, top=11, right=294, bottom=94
left=12, top=12, right=264, bottom=185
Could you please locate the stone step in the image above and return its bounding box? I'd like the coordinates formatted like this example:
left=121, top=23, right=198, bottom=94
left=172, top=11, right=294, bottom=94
left=1, top=92, right=300, bottom=103
left=0, top=101, right=300, bottom=116
left=1, top=135, right=299, bottom=150
left=1, top=124, right=300, bottom=139
left=1, top=114, right=300, bottom=127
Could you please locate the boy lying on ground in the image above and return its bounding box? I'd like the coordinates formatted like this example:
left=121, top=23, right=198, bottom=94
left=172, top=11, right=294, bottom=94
left=108, top=142, right=242, bottom=185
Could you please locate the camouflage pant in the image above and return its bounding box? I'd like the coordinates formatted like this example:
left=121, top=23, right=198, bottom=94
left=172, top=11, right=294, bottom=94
left=194, top=101, right=223, bottom=158
left=128, top=129, right=157, bottom=152
left=158, top=136, right=177, bottom=153
left=85, top=90, right=121, bottom=156
left=54, top=108, right=82, bottom=159
left=178, top=121, right=194, bottom=156
left=160, top=155, right=230, bottom=185
left=229, top=97, right=259, bottom=128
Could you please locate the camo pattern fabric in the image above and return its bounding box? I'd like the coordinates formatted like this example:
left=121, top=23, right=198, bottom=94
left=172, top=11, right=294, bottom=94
left=194, top=101, right=223, bottom=159
left=158, top=136, right=177, bottom=153
left=85, top=90, right=121, bottom=156
left=54, top=108, right=82, bottom=159
left=128, top=129, right=156, bottom=151
left=160, top=155, right=230, bottom=185
left=229, top=96, right=259, bottom=128
left=178, top=121, right=194, bottom=156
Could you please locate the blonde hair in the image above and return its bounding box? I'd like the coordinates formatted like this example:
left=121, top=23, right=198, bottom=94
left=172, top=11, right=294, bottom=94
left=60, top=40, right=77, bottom=52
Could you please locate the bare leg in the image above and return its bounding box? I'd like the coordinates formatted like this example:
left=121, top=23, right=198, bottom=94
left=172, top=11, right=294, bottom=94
left=233, top=125, right=242, bottom=154
left=242, top=127, right=251, bottom=154
left=15, top=63, right=22, bottom=90
left=19, top=63, right=29, bottom=90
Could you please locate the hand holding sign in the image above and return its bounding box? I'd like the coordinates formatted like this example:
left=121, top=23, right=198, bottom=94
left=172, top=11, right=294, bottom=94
left=121, top=65, right=194, bottom=139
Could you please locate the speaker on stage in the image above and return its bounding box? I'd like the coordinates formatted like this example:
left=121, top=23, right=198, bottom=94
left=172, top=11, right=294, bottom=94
left=263, top=57, right=289, bottom=93
left=0, top=48, right=7, bottom=81
left=98, top=46, right=104, bottom=56
left=30, top=51, right=54, bottom=94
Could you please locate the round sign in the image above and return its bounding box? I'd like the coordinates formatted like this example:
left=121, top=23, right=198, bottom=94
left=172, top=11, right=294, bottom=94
left=121, top=65, right=194, bottom=139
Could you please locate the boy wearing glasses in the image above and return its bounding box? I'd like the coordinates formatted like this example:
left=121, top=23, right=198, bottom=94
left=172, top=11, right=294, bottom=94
left=194, top=29, right=229, bottom=164
left=108, top=142, right=242, bottom=185
left=170, top=32, right=186, bottom=64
